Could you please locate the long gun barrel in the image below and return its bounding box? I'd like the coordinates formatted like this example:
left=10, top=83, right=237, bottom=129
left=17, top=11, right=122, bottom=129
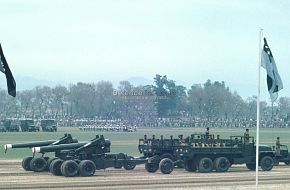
left=4, top=134, right=78, bottom=153
left=32, top=142, right=87, bottom=153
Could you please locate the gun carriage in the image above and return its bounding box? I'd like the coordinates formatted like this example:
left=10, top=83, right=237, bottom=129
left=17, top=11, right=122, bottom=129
left=32, top=135, right=171, bottom=177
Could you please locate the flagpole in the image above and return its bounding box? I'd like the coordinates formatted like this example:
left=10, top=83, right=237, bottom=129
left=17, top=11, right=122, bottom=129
left=255, top=28, right=263, bottom=190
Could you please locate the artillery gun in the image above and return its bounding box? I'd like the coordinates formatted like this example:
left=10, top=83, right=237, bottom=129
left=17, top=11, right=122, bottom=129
left=32, top=135, right=171, bottom=177
left=4, top=134, right=78, bottom=171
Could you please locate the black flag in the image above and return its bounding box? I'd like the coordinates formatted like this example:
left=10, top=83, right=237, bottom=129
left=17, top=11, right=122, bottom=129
left=0, top=43, right=16, bottom=97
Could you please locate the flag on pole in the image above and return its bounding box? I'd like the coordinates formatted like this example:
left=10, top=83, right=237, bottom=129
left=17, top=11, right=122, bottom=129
left=261, top=37, right=283, bottom=102
left=0, top=43, right=16, bottom=97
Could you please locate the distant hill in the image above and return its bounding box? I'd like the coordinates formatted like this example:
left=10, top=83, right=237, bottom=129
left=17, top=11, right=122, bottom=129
left=0, top=75, right=67, bottom=91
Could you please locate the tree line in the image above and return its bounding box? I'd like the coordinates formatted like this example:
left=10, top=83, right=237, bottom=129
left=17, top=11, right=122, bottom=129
left=0, top=74, right=290, bottom=121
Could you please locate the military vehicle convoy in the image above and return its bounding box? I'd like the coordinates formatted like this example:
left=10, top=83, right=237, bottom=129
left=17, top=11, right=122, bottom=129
left=139, top=133, right=276, bottom=173
left=0, top=119, right=58, bottom=132
left=31, top=135, right=169, bottom=177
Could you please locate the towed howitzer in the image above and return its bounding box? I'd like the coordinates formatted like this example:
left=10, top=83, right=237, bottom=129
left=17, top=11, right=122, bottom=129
left=32, top=135, right=171, bottom=177
left=4, top=133, right=78, bottom=153
left=33, top=135, right=111, bottom=155
left=4, top=134, right=78, bottom=172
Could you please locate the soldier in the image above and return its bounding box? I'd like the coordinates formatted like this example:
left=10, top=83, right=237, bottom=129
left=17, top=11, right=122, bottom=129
left=276, top=137, right=281, bottom=155
left=244, top=129, right=250, bottom=144
left=205, top=127, right=210, bottom=138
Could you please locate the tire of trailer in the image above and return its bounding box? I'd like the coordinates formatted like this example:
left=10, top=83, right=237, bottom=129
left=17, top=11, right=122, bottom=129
left=159, top=158, right=174, bottom=174
left=47, top=157, right=58, bottom=169
left=61, top=160, right=79, bottom=177
left=184, top=160, right=196, bottom=172
left=124, top=156, right=136, bottom=170
left=198, top=157, right=213, bottom=173
left=78, top=160, right=96, bottom=177
left=214, top=157, right=230, bottom=172
left=30, top=157, right=47, bottom=172
left=22, top=157, right=33, bottom=171
left=145, top=163, right=159, bottom=173
left=160, top=153, right=174, bottom=160
left=246, top=163, right=256, bottom=171
left=285, top=161, right=290, bottom=165
left=49, top=159, right=63, bottom=176
left=260, top=156, right=274, bottom=171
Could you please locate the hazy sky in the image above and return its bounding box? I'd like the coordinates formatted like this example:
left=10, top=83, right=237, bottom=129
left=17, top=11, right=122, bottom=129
left=1, top=0, right=290, bottom=100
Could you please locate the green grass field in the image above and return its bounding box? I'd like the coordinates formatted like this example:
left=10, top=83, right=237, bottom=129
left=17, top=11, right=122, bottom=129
left=1, top=127, right=290, bottom=159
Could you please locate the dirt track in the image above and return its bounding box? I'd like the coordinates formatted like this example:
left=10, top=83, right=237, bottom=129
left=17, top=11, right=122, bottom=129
left=0, top=160, right=289, bottom=190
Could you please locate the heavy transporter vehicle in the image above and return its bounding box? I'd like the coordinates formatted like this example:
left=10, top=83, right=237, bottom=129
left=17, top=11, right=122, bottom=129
left=32, top=135, right=171, bottom=177
left=4, top=134, right=78, bottom=171
left=139, top=133, right=276, bottom=173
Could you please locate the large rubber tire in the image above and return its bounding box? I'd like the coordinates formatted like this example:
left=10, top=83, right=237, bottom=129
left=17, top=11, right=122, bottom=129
left=214, top=157, right=230, bottom=172
left=160, top=153, right=174, bottom=160
left=198, top=157, right=213, bottom=173
left=22, top=157, right=33, bottom=171
left=159, top=158, right=174, bottom=174
left=49, top=159, right=63, bottom=176
left=284, top=161, right=290, bottom=165
left=260, top=156, right=274, bottom=171
left=184, top=160, right=196, bottom=172
left=78, top=160, right=96, bottom=177
left=124, top=156, right=136, bottom=170
left=61, top=160, right=79, bottom=177
left=246, top=163, right=256, bottom=171
left=145, top=163, right=159, bottom=173
left=47, top=157, right=58, bottom=170
left=30, top=157, right=47, bottom=172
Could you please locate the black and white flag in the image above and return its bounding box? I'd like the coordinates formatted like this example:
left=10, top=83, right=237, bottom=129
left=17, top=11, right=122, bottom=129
left=0, top=43, right=16, bottom=97
left=261, top=37, right=283, bottom=102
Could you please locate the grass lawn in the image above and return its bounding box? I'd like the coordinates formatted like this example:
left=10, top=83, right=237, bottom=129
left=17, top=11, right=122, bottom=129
left=1, top=127, right=289, bottom=159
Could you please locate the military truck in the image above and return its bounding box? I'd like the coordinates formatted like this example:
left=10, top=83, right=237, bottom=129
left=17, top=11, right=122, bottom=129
left=273, top=145, right=290, bottom=165
left=139, top=134, right=276, bottom=173
left=0, top=119, right=20, bottom=132
left=20, top=119, right=39, bottom=132
left=40, top=119, right=57, bottom=132
left=4, top=134, right=78, bottom=171
left=32, top=135, right=170, bottom=177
